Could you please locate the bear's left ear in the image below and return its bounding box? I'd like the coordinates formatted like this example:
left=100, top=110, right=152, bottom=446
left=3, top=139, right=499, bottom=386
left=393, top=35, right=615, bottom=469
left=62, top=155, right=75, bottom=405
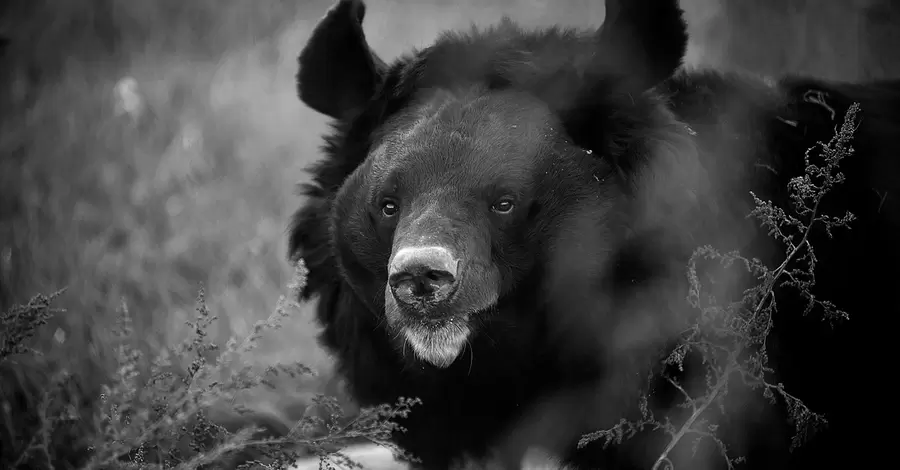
left=297, top=0, right=388, bottom=120
left=594, top=0, right=689, bottom=90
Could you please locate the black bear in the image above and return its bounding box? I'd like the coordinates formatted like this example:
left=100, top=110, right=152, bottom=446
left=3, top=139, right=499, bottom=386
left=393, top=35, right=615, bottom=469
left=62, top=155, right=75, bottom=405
left=289, top=0, right=900, bottom=469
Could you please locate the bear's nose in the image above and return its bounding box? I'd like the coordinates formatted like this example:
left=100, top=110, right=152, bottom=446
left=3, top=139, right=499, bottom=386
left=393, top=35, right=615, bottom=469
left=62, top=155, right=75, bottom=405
left=388, top=246, right=459, bottom=304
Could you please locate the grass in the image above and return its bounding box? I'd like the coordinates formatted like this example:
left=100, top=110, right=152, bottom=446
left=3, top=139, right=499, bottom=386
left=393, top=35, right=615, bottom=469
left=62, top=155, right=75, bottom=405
left=2, top=259, right=421, bottom=468
left=1, top=0, right=334, bottom=434
left=0, top=0, right=353, bottom=467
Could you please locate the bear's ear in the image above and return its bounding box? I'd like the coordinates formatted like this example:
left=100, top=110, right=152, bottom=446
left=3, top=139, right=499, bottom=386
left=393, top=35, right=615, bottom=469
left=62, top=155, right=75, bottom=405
left=595, top=0, right=688, bottom=90
left=296, top=0, right=388, bottom=120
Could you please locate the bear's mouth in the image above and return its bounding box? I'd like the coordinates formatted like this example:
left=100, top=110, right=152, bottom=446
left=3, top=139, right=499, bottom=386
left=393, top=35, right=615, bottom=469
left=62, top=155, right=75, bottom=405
left=383, top=285, right=474, bottom=368
left=400, top=316, right=472, bottom=369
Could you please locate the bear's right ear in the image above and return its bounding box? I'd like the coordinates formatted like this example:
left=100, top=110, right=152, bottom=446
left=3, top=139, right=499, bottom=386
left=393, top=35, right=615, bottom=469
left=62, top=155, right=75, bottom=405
left=594, top=0, right=688, bottom=91
left=296, top=0, right=387, bottom=120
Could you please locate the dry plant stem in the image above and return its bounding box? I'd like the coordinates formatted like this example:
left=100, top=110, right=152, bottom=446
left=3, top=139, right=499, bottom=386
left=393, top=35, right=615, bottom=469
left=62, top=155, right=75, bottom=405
left=652, top=166, right=831, bottom=470
left=11, top=392, right=56, bottom=470
left=651, top=362, right=736, bottom=470
left=82, top=348, right=244, bottom=468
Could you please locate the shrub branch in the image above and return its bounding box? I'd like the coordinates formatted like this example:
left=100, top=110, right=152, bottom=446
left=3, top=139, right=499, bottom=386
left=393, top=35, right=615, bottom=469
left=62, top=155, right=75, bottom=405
left=580, top=101, right=861, bottom=470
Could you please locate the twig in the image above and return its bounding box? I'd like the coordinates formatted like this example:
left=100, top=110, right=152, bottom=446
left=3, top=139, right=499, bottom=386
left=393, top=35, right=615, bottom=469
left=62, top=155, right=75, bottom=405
left=652, top=102, right=859, bottom=469
left=652, top=362, right=736, bottom=470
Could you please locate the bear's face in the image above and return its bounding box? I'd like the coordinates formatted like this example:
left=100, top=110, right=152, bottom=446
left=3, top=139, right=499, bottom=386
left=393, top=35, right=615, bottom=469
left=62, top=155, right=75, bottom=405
left=332, top=87, right=585, bottom=368
left=294, top=0, right=691, bottom=369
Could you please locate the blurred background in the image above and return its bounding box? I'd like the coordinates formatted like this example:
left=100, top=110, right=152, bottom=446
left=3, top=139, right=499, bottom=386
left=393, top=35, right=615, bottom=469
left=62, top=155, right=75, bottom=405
left=0, top=0, right=898, bottom=452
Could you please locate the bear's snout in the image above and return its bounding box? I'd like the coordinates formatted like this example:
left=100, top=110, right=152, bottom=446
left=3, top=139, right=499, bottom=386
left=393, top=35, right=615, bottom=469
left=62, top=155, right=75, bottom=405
left=388, top=246, right=459, bottom=306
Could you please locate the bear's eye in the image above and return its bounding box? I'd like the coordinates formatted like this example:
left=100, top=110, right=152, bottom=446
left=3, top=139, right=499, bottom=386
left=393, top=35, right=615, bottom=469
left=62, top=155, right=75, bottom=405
left=381, top=200, right=399, bottom=217
left=491, top=198, right=515, bottom=214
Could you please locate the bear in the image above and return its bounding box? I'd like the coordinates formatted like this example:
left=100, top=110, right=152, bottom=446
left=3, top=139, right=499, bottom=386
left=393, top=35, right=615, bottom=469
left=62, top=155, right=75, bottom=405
left=288, top=0, right=900, bottom=469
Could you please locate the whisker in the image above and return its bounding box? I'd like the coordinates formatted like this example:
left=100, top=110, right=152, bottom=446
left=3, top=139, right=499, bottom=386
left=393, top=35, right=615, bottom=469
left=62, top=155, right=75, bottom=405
left=466, top=338, right=475, bottom=376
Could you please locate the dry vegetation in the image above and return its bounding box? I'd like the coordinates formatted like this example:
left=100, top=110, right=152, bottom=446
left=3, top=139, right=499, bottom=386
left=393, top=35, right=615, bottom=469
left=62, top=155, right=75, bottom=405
left=577, top=103, right=860, bottom=470
left=0, top=0, right=376, bottom=467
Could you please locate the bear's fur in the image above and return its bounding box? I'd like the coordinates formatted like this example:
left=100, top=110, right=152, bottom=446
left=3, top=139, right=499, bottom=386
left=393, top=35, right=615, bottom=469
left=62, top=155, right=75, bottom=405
left=289, top=0, right=900, bottom=468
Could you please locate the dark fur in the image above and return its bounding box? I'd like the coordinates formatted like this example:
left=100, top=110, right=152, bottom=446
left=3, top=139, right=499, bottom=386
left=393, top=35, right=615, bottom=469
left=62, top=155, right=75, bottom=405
left=289, top=1, right=900, bottom=468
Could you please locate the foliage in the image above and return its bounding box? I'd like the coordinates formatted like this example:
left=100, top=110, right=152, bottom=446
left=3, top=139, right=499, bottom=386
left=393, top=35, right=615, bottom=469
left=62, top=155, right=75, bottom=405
left=0, top=259, right=420, bottom=470
left=578, top=103, right=861, bottom=469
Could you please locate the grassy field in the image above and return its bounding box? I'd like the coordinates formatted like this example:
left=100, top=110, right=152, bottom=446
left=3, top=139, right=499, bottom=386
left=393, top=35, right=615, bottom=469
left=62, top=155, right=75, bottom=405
left=0, top=0, right=894, bottom=466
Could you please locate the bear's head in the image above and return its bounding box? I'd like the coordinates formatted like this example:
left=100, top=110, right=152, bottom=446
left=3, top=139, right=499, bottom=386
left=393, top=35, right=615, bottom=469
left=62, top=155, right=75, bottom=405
left=292, top=0, right=699, bottom=370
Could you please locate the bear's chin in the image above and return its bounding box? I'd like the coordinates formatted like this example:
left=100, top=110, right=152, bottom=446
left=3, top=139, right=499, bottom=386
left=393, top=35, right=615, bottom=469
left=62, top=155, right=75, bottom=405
left=384, top=287, right=476, bottom=368
left=402, top=322, right=471, bottom=369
